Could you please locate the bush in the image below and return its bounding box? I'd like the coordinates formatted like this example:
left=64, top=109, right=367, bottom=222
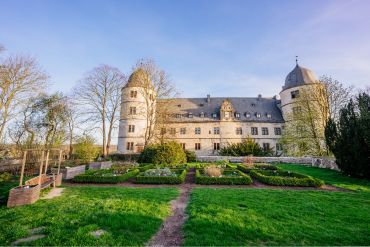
left=134, top=169, right=187, bottom=184
left=73, top=135, right=100, bottom=163
left=138, top=164, right=155, bottom=172
left=250, top=170, right=324, bottom=187
left=325, top=93, right=370, bottom=178
left=72, top=169, right=139, bottom=184
left=108, top=153, right=140, bottom=161
left=138, top=141, right=186, bottom=165
left=196, top=169, right=252, bottom=185
left=0, top=172, right=12, bottom=183
left=204, top=165, right=223, bottom=177
left=219, top=137, right=273, bottom=156
left=185, top=150, right=196, bottom=162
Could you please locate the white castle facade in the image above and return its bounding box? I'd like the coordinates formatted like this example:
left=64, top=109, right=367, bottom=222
left=117, top=63, right=320, bottom=155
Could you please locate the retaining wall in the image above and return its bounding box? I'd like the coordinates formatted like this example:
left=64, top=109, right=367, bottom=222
left=196, top=156, right=339, bottom=171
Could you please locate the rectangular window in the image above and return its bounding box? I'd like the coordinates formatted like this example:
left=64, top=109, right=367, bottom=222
left=212, top=113, right=217, bottom=118
left=251, top=127, right=258, bottom=135
left=195, top=143, right=201, bottom=150
left=276, top=143, right=283, bottom=151
left=188, top=113, right=193, bottom=118
left=291, top=90, right=300, bottom=99
left=181, top=143, right=186, bottom=150
left=274, top=127, right=282, bottom=135
left=161, top=128, right=166, bottom=135
left=129, top=107, right=136, bottom=115
left=176, top=114, right=181, bottom=118
left=213, top=143, right=220, bottom=150
left=214, top=127, right=220, bottom=134
left=126, top=142, right=134, bottom=151
left=195, top=127, right=201, bottom=135
left=293, top=106, right=302, bottom=114
left=263, top=143, right=270, bottom=151
left=170, top=128, right=176, bottom=135
left=130, top=90, right=137, bottom=98
left=128, top=125, right=135, bottom=133
left=180, top=128, right=186, bottom=135
left=262, top=127, right=269, bottom=135
left=236, top=127, right=243, bottom=135
left=235, top=113, right=240, bottom=118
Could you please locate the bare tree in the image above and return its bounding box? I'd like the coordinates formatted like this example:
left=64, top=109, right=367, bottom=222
left=73, top=65, right=125, bottom=157
left=131, top=59, right=178, bottom=146
left=0, top=54, right=48, bottom=142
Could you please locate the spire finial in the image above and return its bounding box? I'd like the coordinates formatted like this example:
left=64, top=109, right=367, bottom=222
left=295, top=56, right=298, bottom=65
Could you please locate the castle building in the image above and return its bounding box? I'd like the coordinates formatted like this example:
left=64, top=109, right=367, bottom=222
left=117, top=63, right=320, bottom=155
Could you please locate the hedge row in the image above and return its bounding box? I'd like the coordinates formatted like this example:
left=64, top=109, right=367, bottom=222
left=237, top=163, right=279, bottom=173
left=250, top=170, right=324, bottom=187
left=72, top=169, right=140, bottom=184
left=195, top=169, right=252, bottom=185
left=134, top=169, right=187, bottom=184
left=138, top=164, right=155, bottom=172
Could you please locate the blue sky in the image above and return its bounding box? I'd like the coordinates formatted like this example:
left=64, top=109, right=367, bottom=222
left=1, top=0, right=369, bottom=98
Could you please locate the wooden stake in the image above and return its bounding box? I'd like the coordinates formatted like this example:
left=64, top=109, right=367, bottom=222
left=44, top=150, right=50, bottom=175
left=57, top=149, right=62, bottom=174
left=38, top=151, right=45, bottom=186
left=19, top=150, right=27, bottom=187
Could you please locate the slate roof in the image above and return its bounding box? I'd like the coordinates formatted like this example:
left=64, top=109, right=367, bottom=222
left=283, top=65, right=318, bottom=90
left=158, top=97, right=284, bottom=123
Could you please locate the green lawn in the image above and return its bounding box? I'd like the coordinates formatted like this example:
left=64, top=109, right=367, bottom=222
left=0, top=179, right=19, bottom=205
left=277, top=163, right=370, bottom=192
left=0, top=186, right=178, bottom=246
left=184, top=188, right=370, bottom=246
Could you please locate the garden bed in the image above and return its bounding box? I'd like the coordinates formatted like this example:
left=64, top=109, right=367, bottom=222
left=195, top=169, right=252, bottom=185
left=51, top=164, right=86, bottom=180
left=72, top=168, right=139, bottom=184
left=134, top=168, right=187, bottom=184
left=250, top=169, right=324, bottom=187
left=237, top=163, right=280, bottom=173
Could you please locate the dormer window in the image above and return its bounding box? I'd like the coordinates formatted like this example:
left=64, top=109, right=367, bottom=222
left=177, top=104, right=182, bottom=108
left=212, top=113, right=217, bottom=118
left=176, top=114, right=181, bottom=118
left=245, top=112, right=251, bottom=118
left=235, top=113, right=240, bottom=118
left=256, top=113, right=261, bottom=118
left=267, top=113, right=272, bottom=118
left=188, top=113, right=193, bottom=118
left=200, top=112, right=205, bottom=118
left=251, top=103, right=256, bottom=107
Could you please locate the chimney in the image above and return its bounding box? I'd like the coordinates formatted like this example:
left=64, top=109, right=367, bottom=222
left=207, top=94, right=211, bottom=103
left=257, top=94, right=262, bottom=100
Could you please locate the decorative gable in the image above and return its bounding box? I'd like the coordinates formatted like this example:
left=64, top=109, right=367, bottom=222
left=220, top=99, right=235, bottom=120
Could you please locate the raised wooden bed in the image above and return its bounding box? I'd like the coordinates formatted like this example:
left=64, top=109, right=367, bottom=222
left=51, top=165, right=86, bottom=179
left=88, top=161, right=112, bottom=170
left=7, top=185, right=40, bottom=208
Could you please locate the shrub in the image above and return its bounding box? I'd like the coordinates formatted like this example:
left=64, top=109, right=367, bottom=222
left=73, top=135, right=100, bottom=163
left=111, top=162, right=139, bottom=174
left=196, top=169, right=252, bottom=185
left=135, top=169, right=187, bottom=184
left=72, top=169, right=139, bottom=184
left=204, top=165, right=223, bottom=177
left=185, top=150, right=196, bottom=162
left=0, top=172, right=12, bottom=183
left=138, top=141, right=186, bottom=165
left=138, top=164, right=155, bottom=172
left=109, top=153, right=140, bottom=161
left=250, top=170, right=324, bottom=187
left=219, top=137, right=273, bottom=156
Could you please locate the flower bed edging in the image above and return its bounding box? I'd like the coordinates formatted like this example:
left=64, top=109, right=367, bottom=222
left=250, top=170, right=324, bottom=187
left=72, top=169, right=140, bottom=184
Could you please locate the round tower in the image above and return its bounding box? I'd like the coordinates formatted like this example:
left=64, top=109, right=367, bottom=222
left=279, top=62, right=319, bottom=120
left=117, top=69, right=155, bottom=154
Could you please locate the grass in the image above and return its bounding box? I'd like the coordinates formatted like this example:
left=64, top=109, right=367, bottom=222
left=277, top=163, right=370, bottom=191
left=0, top=179, right=19, bottom=206
left=0, top=186, right=178, bottom=246
left=184, top=188, right=370, bottom=246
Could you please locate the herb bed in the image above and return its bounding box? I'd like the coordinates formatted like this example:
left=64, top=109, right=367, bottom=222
left=135, top=169, right=187, bottom=184
left=196, top=169, right=252, bottom=185
left=72, top=168, right=140, bottom=183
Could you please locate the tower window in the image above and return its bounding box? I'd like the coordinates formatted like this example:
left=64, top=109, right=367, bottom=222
left=180, top=128, right=186, bottom=135
left=128, top=125, right=135, bottom=133
left=262, top=127, right=269, bottom=135
left=291, top=90, right=300, bottom=99
left=251, top=127, right=258, bottom=135
left=214, top=127, right=220, bottom=135
left=214, top=143, right=220, bottom=150
left=130, top=90, right=137, bottom=98
left=293, top=106, right=302, bottom=114
left=236, top=127, right=243, bottom=135
left=195, top=143, right=201, bottom=150
left=126, top=142, right=134, bottom=151
left=195, top=127, right=201, bottom=135
left=161, top=128, right=166, bottom=135
left=129, top=107, right=136, bottom=115
left=274, top=127, right=282, bottom=135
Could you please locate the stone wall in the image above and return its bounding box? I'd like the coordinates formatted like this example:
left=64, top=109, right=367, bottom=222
left=196, top=156, right=339, bottom=171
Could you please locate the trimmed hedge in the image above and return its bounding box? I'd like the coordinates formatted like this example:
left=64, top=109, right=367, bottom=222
left=250, top=170, right=324, bottom=187
left=138, top=164, right=155, bottom=172
left=134, top=169, right=187, bottom=184
left=196, top=169, right=252, bottom=185
left=237, top=163, right=280, bottom=173
left=72, top=169, right=140, bottom=184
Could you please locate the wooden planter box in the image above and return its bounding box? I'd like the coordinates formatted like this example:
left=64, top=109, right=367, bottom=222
left=89, top=161, right=112, bottom=170
left=7, top=185, right=40, bottom=208
left=51, top=165, right=86, bottom=180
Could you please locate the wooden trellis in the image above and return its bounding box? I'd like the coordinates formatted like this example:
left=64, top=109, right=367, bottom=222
left=7, top=148, right=64, bottom=208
